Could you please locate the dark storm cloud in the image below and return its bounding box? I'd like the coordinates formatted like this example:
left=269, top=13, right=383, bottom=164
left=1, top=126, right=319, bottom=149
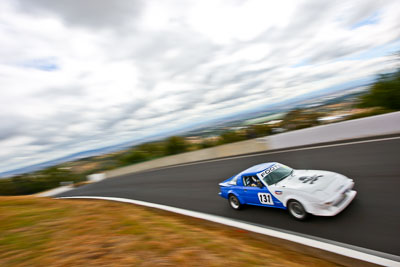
left=15, top=0, right=144, bottom=29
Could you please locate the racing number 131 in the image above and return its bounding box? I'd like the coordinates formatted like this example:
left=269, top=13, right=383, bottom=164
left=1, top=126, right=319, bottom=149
left=258, top=193, right=273, bottom=205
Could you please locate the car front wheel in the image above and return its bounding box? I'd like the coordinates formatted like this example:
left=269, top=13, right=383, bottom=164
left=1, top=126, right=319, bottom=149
left=288, top=200, right=308, bottom=220
left=229, top=194, right=242, bottom=210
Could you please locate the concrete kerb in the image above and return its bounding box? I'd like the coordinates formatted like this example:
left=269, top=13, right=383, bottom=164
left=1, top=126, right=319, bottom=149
left=36, top=185, right=74, bottom=197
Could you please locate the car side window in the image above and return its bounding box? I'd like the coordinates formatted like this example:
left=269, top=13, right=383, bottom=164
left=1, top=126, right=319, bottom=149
left=242, top=176, right=259, bottom=187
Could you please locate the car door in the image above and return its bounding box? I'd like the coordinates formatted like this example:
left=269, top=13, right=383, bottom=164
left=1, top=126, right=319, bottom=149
left=240, top=175, right=275, bottom=206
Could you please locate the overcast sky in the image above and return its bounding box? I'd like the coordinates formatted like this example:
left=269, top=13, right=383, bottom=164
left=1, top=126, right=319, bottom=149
left=1, top=0, right=399, bottom=173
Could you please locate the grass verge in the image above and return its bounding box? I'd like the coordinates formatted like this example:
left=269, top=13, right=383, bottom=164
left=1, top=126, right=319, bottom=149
left=0, top=197, right=340, bottom=266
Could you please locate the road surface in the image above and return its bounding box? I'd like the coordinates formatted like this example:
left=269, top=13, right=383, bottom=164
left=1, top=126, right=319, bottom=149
left=57, top=136, right=400, bottom=256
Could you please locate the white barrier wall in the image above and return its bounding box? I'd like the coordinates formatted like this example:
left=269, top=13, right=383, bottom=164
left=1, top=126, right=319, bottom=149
left=105, top=111, right=400, bottom=178
left=105, top=138, right=269, bottom=178
left=266, top=111, right=400, bottom=150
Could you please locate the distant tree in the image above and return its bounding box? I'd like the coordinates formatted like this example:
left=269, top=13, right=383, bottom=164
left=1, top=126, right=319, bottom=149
left=0, top=179, right=18, bottom=195
left=246, top=124, right=272, bottom=138
left=164, top=136, right=188, bottom=155
left=281, top=109, right=321, bottom=130
left=358, top=51, right=400, bottom=110
left=200, top=139, right=217, bottom=149
left=358, top=71, right=400, bottom=110
left=119, top=150, right=148, bottom=165
left=218, top=131, right=246, bottom=145
left=137, top=142, right=164, bottom=158
left=0, top=167, right=83, bottom=196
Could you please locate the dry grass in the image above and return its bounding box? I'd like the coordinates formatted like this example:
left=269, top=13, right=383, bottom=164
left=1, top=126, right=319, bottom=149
left=0, top=197, right=340, bottom=267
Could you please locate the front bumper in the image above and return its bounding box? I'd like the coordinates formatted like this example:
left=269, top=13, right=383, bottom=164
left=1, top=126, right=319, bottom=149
left=311, top=189, right=357, bottom=216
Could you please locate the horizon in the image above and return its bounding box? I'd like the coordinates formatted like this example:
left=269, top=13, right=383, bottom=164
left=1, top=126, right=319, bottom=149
left=0, top=82, right=373, bottom=177
left=1, top=0, right=400, bottom=175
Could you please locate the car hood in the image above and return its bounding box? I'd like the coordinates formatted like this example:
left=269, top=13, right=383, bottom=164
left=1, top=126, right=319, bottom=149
left=277, top=169, right=347, bottom=195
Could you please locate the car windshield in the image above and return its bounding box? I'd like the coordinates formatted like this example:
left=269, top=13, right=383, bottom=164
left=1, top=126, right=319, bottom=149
left=261, top=164, right=293, bottom=185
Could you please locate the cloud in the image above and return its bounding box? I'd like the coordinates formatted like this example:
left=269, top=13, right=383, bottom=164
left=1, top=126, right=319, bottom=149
left=1, top=0, right=399, bottom=173
left=15, top=0, right=144, bottom=30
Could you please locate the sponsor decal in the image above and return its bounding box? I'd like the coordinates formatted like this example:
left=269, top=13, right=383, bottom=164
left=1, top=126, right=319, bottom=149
left=258, top=164, right=281, bottom=179
left=275, top=190, right=283, bottom=195
left=298, top=175, right=322, bottom=184
left=258, top=193, right=274, bottom=205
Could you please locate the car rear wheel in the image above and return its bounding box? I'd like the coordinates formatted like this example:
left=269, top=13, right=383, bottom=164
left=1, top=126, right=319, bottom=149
left=288, top=200, right=308, bottom=220
left=229, top=194, right=242, bottom=210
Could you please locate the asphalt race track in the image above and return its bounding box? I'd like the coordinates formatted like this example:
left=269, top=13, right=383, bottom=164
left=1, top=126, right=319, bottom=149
left=57, top=137, right=400, bottom=257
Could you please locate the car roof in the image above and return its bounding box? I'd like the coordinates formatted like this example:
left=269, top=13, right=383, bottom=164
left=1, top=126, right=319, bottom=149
left=240, top=162, right=277, bottom=176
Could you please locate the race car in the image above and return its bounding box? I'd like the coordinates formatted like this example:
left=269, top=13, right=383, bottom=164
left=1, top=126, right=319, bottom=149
left=218, top=162, right=356, bottom=220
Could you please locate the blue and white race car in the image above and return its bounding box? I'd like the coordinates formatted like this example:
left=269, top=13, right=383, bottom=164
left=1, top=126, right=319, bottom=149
left=218, top=162, right=357, bottom=220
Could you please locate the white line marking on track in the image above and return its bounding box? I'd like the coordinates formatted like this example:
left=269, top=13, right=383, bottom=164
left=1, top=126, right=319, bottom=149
left=150, top=136, right=400, bottom=172
left=58, top=196, right=400, bottom=267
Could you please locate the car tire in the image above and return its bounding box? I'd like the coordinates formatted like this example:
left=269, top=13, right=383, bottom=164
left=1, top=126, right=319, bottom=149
left=287, top=200, right=308, bottom=220
left=228, top=194, right=242, bottom=210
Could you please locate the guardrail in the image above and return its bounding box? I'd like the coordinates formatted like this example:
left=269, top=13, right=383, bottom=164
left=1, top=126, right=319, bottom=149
left=105, top=111, right=400, bottom=178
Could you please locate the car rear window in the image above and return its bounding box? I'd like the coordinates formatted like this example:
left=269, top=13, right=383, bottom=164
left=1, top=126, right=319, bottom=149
left=228, top=175, right=239, bottom=185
